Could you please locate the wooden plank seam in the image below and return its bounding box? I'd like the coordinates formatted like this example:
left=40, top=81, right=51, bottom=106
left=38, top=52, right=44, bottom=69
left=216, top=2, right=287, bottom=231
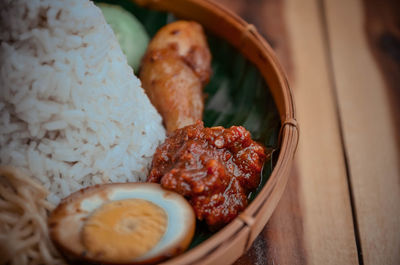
left=317, top=0, right=363, bottom=264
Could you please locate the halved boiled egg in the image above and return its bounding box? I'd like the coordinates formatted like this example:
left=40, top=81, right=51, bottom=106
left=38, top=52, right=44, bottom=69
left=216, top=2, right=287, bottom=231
left=48, top=183, right=195, bottom=264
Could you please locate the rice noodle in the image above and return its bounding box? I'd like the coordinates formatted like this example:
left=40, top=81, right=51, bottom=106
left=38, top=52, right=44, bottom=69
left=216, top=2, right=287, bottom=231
left=0, top=166, right=65, bottom=265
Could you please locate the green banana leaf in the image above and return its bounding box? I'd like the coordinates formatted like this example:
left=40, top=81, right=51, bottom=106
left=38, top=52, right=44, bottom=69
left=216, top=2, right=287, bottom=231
left=95, top=0, right=281, bottom=250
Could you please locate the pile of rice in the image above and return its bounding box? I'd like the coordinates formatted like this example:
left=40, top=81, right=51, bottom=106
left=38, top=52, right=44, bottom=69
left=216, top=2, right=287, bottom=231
left=0, top=0, right=166, bottom=205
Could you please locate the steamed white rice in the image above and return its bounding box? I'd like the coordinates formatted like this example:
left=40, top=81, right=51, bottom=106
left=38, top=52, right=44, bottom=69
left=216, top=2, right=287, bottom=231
left=0, top=0, right=166, bottom=205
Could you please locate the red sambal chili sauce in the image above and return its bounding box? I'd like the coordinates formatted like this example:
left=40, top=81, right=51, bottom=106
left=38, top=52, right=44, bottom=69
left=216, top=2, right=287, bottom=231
left=147, top=121, right=268, bottom=230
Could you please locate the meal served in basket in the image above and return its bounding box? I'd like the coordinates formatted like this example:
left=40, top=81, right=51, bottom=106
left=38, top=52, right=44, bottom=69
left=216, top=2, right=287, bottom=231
left=0, top=0, right=276, bottom=264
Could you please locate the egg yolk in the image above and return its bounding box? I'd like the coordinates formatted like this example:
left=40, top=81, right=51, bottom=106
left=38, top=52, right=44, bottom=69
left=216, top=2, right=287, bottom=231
left=82, top=199, right=167, bottom=263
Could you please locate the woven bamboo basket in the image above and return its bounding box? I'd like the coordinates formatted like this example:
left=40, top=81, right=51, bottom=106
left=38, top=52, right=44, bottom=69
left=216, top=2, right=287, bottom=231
left=131, top=0, right=299, bottom=264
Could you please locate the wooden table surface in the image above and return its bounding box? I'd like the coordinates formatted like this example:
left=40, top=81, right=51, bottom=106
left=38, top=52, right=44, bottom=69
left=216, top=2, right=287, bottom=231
left=210, top=0, right=400, bottom=264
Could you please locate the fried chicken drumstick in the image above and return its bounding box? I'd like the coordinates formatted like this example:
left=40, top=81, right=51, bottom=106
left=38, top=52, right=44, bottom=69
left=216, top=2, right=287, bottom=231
left=140, top=21, right=212, bottom=133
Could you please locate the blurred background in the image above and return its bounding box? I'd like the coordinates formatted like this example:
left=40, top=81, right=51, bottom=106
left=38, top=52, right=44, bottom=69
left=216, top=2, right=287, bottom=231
left=210, top=0, right=400, bottom=264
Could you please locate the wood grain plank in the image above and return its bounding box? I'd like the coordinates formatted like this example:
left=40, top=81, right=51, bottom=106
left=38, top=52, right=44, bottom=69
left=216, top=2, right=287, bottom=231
left=323, top=0, right=400, bottom=264
left=212, top=0, right=359, bottom=264
left=283, top=0, right=358, bottom=263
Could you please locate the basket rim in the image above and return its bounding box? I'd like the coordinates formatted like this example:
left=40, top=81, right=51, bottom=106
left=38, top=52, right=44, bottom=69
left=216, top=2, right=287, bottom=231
left=131, top=0, right=299, bottom=264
